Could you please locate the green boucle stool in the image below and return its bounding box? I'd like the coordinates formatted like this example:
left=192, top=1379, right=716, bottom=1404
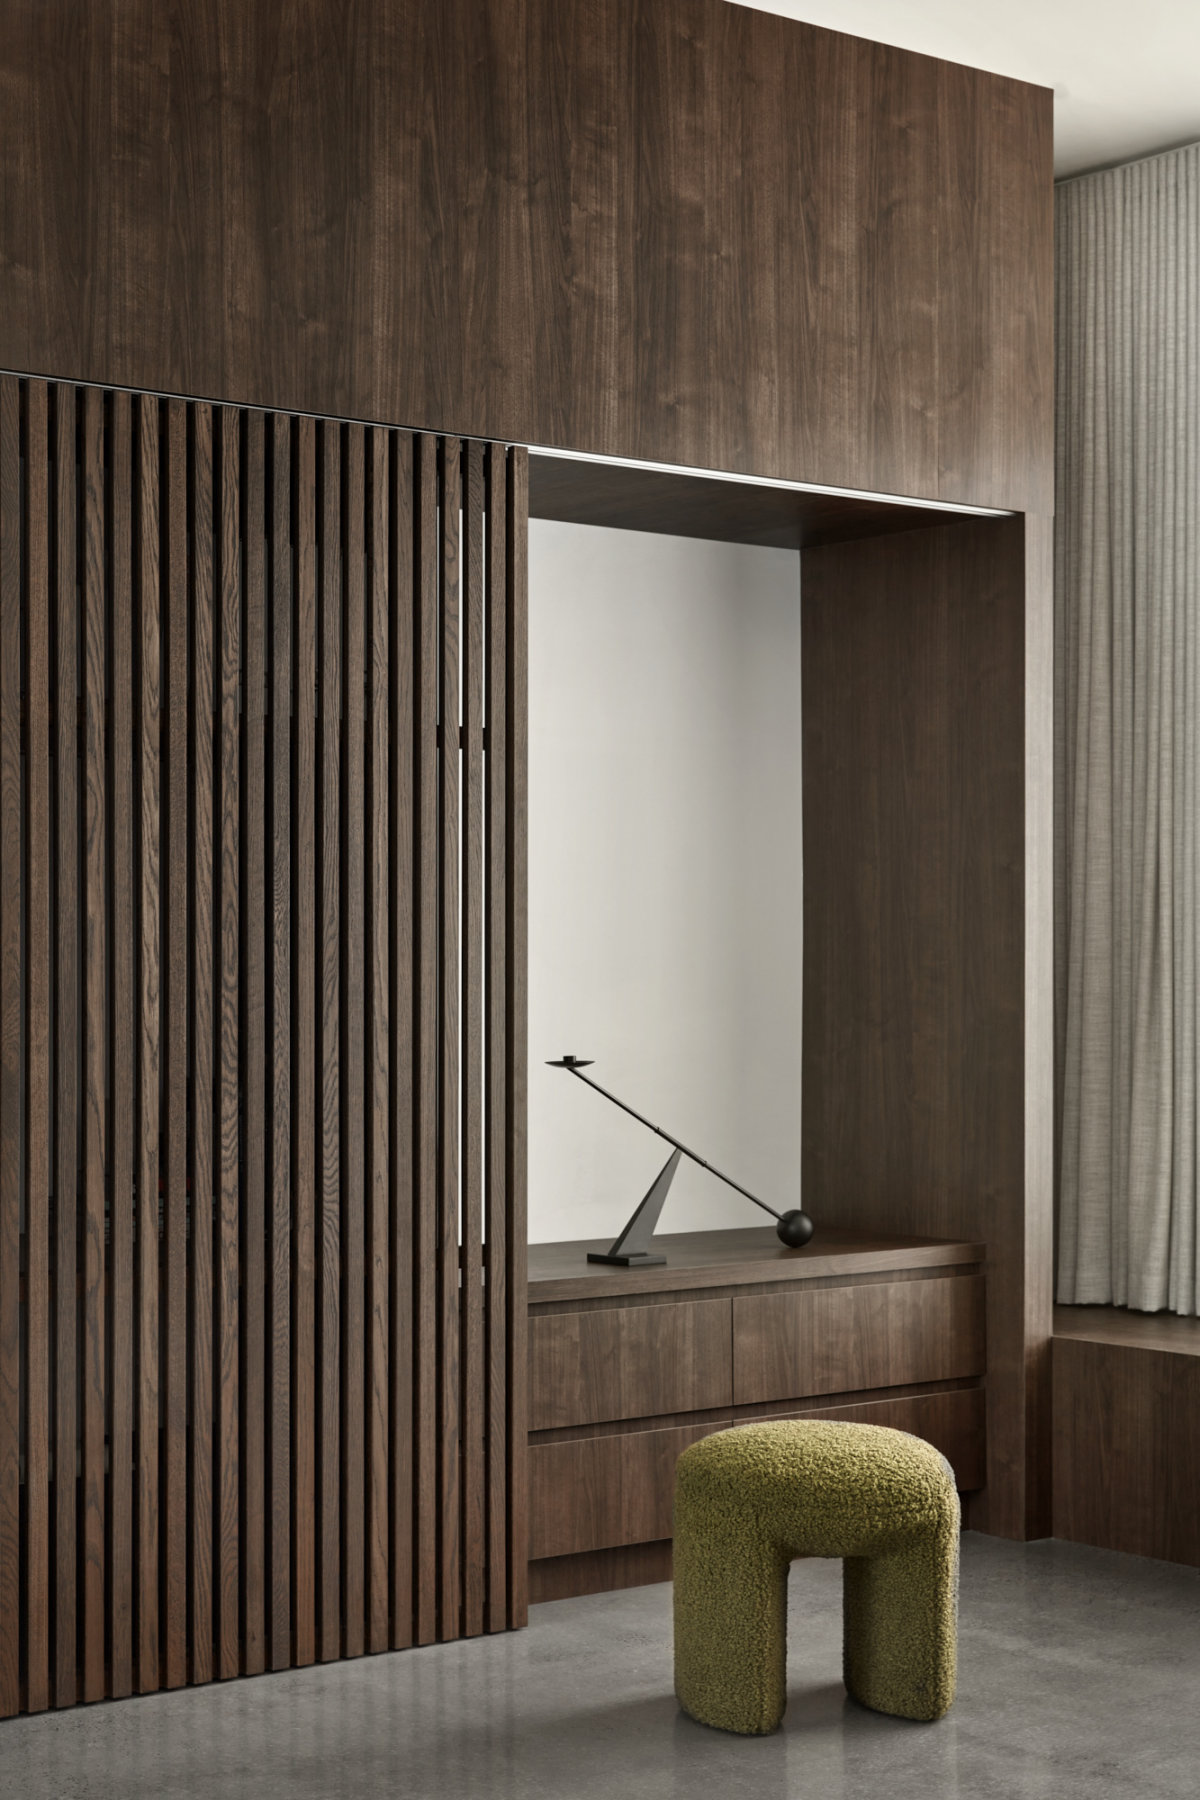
left=673, top=1420, right=960, bottom=1735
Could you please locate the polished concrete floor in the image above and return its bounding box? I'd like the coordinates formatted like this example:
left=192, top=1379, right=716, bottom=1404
left=1, top=1533, right=1197, bottom=1799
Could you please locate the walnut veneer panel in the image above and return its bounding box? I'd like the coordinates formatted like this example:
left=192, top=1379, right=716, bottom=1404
left=528, top=1386, right=983, bottom=1593
left=529, top=1424, right=716, bottom=1560
left=527, top=456, right=973, bottom=551
left=732, top=1277, right=986, bottom=1406
left=0, top=0, right=1051, bottom=510
left=527, top=1226, right=984, bottom=1305
left=529, top=1301, right=732, bottom=1431
left=745, top=1387, right=986, bottom=1492
left=530, top=1540, right=675, bottom=1604
left=1053, top=1335, right=1200, bottom=1569
left=531, top=1387, right=984, bottom=1561
left=801, top=515, right=1046, bottom=1539
left=1053, top=1305, right=1200, bottom=1355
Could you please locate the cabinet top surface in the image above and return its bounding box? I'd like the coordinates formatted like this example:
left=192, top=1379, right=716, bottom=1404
left=527, top=1225, right=985, bottom=1305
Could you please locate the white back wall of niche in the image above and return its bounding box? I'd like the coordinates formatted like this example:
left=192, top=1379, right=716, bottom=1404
left=528, top=517, right=804, bottom=1245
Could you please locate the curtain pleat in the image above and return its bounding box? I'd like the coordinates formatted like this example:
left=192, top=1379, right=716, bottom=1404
left=1057, top=142, right=1200, bottom=1314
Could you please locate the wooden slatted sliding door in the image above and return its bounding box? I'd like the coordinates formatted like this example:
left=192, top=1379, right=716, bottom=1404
left=0, top=375, right=528, bottom=1716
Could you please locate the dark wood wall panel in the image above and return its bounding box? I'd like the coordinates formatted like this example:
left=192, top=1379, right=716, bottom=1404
left=801, top=517, right=1044, bottom=1539
left=0, top=377, right=527, bottom=1716
left=731, top=1277, right=986, bottom=1406
left=0, top=0, right=1052, bottom=514
left=1053, top=1329, right=1200, bottom=1569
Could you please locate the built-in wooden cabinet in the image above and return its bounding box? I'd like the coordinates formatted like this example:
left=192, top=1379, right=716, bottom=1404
left=527, top=1228, right=986, bottom=1601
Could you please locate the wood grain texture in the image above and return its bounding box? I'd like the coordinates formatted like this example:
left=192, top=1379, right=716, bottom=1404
left=241, top=407, right=267, bottom=1676
left=52, top=381, right=79, bottom=1710
left=388, top=430, right=415, bottom=1651
left=108, top=390, right=135, bottom=1698
left=801, top=517, right=1029, bottom=1536
left=0, top=0, right=1052, bottom=512
left=268, top=412, right=293, bottom=1671
left=527, top=456, right=981, bottom=549
left=291, top=414, right=317, bottom=1668
left=162, top=399, right=189, bottom=1688
left=529, top=1540, right=673, bottom=1605
left=1053, top=1333, right=1200, bottom=1569
left=529, top=1387, right=986, bottom=1582
left=732, top=1276, right=986, bottom=1406
left=528, top=1227, right=985, bottom=1305
left=365, top=427, right=390, bottom=1655
left=23, top=381, right=52, bottom=1714
left=134, top=391, right=161, bottom=1696
left=742, top=1387, right=986, bottom=1491
left=413, top=434, right=439, bottom=1644
left=0, top=382, right=523, bottom=1708
left=215, top=408, right=241, bottom=1679
left=935, top=68, right=1055, bottom=511
left=316, top=421, right=341, bottom=1663
left=340, top=423, right=366, bottom=1661
left=437, top=440, right=462, bottom=1642
left=0, top=375, right=18, bottom=1718
left=529, top=1301, right=733, bottom=1432
left=529, top=1425, right=714, bottom=1560
left=1054, top=1306, right=1200, bottom=1353
left=530, top=1388, right=986, bottom=1564
left=188, top=402, right=216, bottom=1688
left=79, top=384, right=107, bottom=1702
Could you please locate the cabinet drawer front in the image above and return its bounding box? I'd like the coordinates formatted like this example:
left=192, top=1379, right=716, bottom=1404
left=732, top=1275, right=985, bottom=1405
left=529, top=1299, right=732, bottom=1430
left=530, top=1424, right=720, bottom=1560
left=746, top=1386, right=986, bottom=1491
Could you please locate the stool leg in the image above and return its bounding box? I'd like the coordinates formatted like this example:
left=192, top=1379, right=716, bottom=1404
left=842, top=1518, right=959, bottom=1722
left=673, top=1513, right=791, bottom=1735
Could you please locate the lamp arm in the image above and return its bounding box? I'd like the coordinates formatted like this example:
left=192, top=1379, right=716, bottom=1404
left=558, top=1062, right=783, bottom=1223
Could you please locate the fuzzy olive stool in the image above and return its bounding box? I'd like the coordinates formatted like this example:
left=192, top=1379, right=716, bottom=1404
left=673, top=1420, right=960, bottom=1735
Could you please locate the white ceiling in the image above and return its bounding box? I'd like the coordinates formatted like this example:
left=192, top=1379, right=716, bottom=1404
left=730, top=1, right=1200, bottom=178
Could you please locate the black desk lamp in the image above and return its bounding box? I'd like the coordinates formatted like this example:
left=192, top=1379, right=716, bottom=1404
left=548, top=1055, right=815, bottom=1267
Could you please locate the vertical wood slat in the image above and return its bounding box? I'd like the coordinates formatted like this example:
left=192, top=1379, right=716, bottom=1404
left=20, top=381, right=52, bottom=1707
left=109, top=391, right=135, bottom=1699
left=189, top=404, right=216, bottom=1689
left=1, top=383, right=526, bottom=1710
left=215, top=409, right=241, bottom=1680
left=461, top=440, right=486, bottom=1641
left=341, top=426, right=366, bottom=1660
left=413, top=433, right=439, bottom=1646
left=23, top=380, right=52, bottom=1713
left=0, top=375, right=19, bottom=1719
left=80, top=384, right=107, bottom=1702
left=292, top=415, right=317, bottom=1669
left=484, top=444, right=508, bottom=1635
left=135, top=392, right=161, bottom=1695
left=163, top=398, right=190, bottom=1691
left=437, top=439, right=462, bottom=1643
left=317, top=422, right=341, bottom=1662
left=242, top=409, right=267, bottom=1677
left=365, top=428, right=391, bottom=1657
left=389, top=432, right=415, bottom=1652
left=268, top=414, right=293, bottom=1671
left=53, top=382, right=78, bottom=1709
left=506, top=447, right=529, bottom=1629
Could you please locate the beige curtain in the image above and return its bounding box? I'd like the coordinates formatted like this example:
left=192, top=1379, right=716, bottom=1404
left=1056, top=141, right=1200, bottom=1314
